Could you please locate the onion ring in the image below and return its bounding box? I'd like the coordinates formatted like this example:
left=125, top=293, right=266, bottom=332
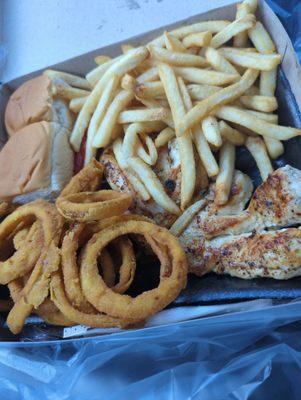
left=60, top=158, right=104, bottom=197
left=80, top=220, right=187, bottom=320
left=56, top=190, right=133, bottom=222
left=3, top=200, right=64, bottom=334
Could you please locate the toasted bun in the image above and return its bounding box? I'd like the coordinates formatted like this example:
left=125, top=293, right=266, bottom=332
left=5, top=75, right=74, bottom=136
left=0, top=121, right=74, bottom=202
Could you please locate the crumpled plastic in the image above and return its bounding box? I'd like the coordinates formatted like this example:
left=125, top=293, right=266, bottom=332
left=1, top=1, right=301, bottom=399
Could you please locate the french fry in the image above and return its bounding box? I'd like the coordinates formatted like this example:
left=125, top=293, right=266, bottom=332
left=136, top=67, right=159, bottom=83
left=219, top=120, right=245, bottom=145
left=123, top=122, right=158, bottom=165
left=85, top=75, right=120, bottom=164
left=215, top=106, right=301, bottom=140
left=134, top=81, right=165, bottom=99
left=69, top=97, right=87, bottom=113
left=86, top=55, right=123, bottom=86
left=219, top=48, right=281, bottom=71
left=182, top=31, right=212, bottom=48
left=94, top=55, right=111, bottom=65
left=149, top=45, right=208, bottom=67
left=205, top=47, right=240, bottom=76
left=113, top=138, right=150, bottom=201
left=178, top=69, right=259, bottom=135
left=233, top=3, right=251, bottom=47
left=118, top=108, right=168, bottom=124
left=193, top=126, right=219, bottom=177
left=127, top=157, right=181, bottom=215
left=245, top=85, right=260, bottom=95
left=169, top=198, right=207, bottom=236
left=187, top=84, right=221, bottom=100
left=155, top=127, right=175, bottom=147
left=139, top=98, right=175, bottom=128
left=245, top=109, right=278, bottom=123
left=92, top=90, right=134, bottom=148
left=173, top=67, right=239, bottom=86
left=240, top=95, right=278, bottom=112
left=263, top=137, right=284, bottom=159
left=52, top=83, right=91, bottom=100
left=248, top=21, right=276, bottom=54
left=158, top=63, right=195, bottom=209
left=121, top=74, right=136, bottom=91
left=44, top=69, right=91, bottom=90
left=245, top=136, right=273, bottom=180
left=121, top=44, right=135, bottom=54
left=164, top=32, right=188, bottom=53
left=211, top=14, right=256, bottom=49
left=215, top=141, right=235, bottom=205
left=87, top=47, right=148, bottom=87
left=201, top=116, right=223, bottom=147
left=70, top=76, right=112, bottom=151
left=150, top=20, right=231, bottom=47
left=260, top=68, right=277, bottom=96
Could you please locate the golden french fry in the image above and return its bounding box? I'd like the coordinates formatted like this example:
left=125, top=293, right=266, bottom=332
left=86, top=56, right=122, bottom=86
left=244, top=109, right=278, bottom=123
left=201, top=116, right=223, bottom=147
left=69, top=96, right=88, bottom=113
left=123, top=123, right=158, bottom=166
left=215, top=106, right=301, bottom=140
left=164, top=32, right=188, bottom=53
left=187, top=84, right=221, bottom=100
left=211, top=14, right=255, bottom=49
left=127, top=157, right=180, bottom=215
left=219, top=48, right=281, bottom=71
left=248, top=21, right=276, bottom=54
left=173, top=67, right=239, bottom=86
left=245, top=136, right=273, bottom=180
left=113, top=138, right=150, bottom=201
left=205, top=47, right=240, bottom=76
left=263, top=137, right=284, bottom=159
left=170, top=198, right=207, bottom=236
left=215, top=141, right=235, bottom=205
left=155, top=127, right=175, bottom=147
left=178, top=68, right=259, bottom=135
left=85, top=75, right=120, bottom=164
left=177, top=77, right=197, bottom=209
left=149, top=45, right=208, bottom=67
left=233, top=0, right=257, bottom=47
left=118, top=108, right=168, bottom=124
left=94, top=55, right=111, bottom=65
left=240, top=95, right=278, bottom=112
left=182, top=31, right=212, bottom=48
left=139, top=98, right=175, bottom=128
left=193, top=126, right=219, bottom=177
left=87, top=47, right=149, bottom=87
left=121, top=74, right=136, bottom=91
left=219, top=120, right=245, bottom=145
left=44, top=69, right=91, bottom=90
left=260, top=68, right=277, bottom=96
left=150, top=20, right=231, bottom=47
left=136, top=67, right=159, bottom=83
left=52, top=83, right=90, bottom=100
left=121, top=44, right=135, bottom=54
left=70, top=76, right=110, bottom=151
left=134, top=81, right=165, bottom=99
left=92, top=90, right=134, bottom=148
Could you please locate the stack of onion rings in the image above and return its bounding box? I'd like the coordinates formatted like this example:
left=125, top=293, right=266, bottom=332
left=0, top=160, right=188, bottom=334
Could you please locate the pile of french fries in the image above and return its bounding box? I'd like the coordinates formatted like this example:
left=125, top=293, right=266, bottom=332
left=66, top=0, right=301, bottom=217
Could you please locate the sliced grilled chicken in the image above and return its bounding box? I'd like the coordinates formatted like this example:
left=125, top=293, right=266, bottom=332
left=180, top=165, right=301, bottom=278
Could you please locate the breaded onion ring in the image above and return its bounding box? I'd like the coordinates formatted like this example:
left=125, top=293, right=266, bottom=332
left=60, top=158, right=104, bottom=197
left=80, top=220, right=187, bottom=320
left=56, top=190, right=133, bottom=222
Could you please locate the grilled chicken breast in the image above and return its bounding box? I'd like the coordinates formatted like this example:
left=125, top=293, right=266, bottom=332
left=180, top=165, right=301, bottom=279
